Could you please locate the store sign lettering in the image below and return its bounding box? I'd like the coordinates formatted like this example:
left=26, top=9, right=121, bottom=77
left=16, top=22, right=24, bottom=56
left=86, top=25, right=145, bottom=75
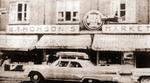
left=7, top=25, right=79, bottom=34
left=103, top=25, right=150, bottom=33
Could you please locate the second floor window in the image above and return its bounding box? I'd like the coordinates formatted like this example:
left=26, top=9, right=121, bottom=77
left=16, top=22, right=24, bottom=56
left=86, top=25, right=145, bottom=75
left=56, top=0, right=80, bottom=24
left=120, top=3, right=126, bottom=21
left=111, top=0, right=136, bottom=23
left=9, top=2, right=30, bottom=24
left=17, top=3, right=27, bottom=21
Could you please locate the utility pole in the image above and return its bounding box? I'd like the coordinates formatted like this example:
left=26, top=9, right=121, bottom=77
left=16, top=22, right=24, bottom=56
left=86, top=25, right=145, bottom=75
left=0, top=0, right=1, bottom=31
left=43, top=0, right=46, bottom=25
left=90, top=0, right=92, bottom=10
left=97, top=0, right=99, bottom=10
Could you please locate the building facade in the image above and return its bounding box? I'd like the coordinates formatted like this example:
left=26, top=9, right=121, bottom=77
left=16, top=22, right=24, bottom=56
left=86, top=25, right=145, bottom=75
left=0, top=0, right=150, bottom=82
left=0, top=0, right=150, bottom=31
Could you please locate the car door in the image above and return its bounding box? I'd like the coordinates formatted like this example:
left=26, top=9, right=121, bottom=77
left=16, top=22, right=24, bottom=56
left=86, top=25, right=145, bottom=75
left=50, top=60, right=71, bottom=80
left=67, top=61, right=84, bottom=81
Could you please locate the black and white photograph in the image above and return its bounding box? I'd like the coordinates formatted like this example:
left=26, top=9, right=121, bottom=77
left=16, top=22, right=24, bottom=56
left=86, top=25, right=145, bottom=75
left=0, top=0, right=150, bottom=83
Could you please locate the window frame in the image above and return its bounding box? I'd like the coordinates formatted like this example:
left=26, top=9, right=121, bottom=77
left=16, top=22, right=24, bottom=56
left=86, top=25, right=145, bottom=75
left=56, top=0, right=80, bottom=24
left=17, top=2, right=28, bottom=21
left=57, top=61, right=69, bottom=67
left=9, top=1, right=30, bottom=24
left=69, top=61, right=82, bottom=68
left=118, top=3, right=126, bottom=22
left=111, top=0, right=136, bottom=23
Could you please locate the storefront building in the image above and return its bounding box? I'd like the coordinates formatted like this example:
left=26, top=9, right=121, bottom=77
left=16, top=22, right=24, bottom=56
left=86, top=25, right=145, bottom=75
left=0, top=0, right=149, bottom=62
left=0, top=0, right=150, bottom=80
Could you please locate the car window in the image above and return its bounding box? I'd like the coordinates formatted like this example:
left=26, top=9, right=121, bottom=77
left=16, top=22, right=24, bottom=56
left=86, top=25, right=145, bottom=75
left=57, top=61, right=69, bottom=67
left=69, top=61, right=82, bottom=68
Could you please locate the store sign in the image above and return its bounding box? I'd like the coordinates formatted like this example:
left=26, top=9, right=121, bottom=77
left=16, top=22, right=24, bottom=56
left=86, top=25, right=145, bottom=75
left=83, top=10, right=103, bottom=30
left=7, top=25, right=79, bottom=34
left=103, top=25, right=150, bottom=33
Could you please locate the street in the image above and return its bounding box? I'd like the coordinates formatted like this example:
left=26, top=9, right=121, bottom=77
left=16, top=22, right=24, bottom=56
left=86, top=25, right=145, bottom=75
left=0, top=80, right=80, bottom=83
left=0, top=70, right=80, bottom=83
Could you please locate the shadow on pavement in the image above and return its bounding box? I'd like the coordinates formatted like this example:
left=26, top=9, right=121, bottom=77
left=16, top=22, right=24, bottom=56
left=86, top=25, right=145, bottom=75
left=21, top=80, right=116, bottom=83
left=21, top=80, right=80, bottom=83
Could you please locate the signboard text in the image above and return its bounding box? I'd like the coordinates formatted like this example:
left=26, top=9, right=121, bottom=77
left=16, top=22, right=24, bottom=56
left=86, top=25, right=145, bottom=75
left=7, top=25, right=79, bottom=34
left=103, top=25, right=150, bottom=33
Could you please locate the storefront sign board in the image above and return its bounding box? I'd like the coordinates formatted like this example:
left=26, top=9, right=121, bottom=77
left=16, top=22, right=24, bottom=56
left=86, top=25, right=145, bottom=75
left=103, top=25, right=150, bottom=33
left=7, top=25, right=79, bottom=34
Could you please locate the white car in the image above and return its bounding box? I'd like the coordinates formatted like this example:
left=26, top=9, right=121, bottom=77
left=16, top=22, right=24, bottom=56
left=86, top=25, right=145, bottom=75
left=26, top=52, right=120, bottom=83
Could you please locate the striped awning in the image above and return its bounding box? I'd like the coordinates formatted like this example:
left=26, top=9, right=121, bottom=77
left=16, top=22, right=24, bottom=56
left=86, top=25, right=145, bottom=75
left=0, top=35, right=38, bottom=51
left=92, top=34, right=150, bottom=51
left=36, top=35, right=91, bottom=49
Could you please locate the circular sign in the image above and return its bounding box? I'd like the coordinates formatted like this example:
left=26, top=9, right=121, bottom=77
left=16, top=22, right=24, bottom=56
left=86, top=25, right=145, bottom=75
left=83, top=10, right=103, bottom=30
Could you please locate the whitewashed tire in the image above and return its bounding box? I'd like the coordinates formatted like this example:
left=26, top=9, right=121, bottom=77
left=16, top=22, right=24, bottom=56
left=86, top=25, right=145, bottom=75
left=82, top=79, right=100, bottom=83
left=140, top=77, right=150, bottom=83
left=30, top=73, right=43, bottom=83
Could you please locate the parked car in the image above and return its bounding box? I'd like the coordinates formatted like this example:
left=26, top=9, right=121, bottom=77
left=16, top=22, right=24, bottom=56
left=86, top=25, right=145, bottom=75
left=132, top=68, right=150, bottom=83
left=25, top=52, right=120, bottom=83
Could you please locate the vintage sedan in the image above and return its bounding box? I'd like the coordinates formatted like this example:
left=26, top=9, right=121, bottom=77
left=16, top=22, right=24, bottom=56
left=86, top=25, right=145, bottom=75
left=25, top=52, right=120, bottom=83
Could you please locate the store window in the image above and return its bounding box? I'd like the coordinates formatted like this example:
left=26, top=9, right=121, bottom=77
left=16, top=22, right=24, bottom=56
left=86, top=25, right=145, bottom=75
left=111, top=0, right=136, bottom=23
left=98, top=52, right=122, bottom=66
left=56, top=0, right=80, bottom=24
left=9, top=1, right=30, bottom=24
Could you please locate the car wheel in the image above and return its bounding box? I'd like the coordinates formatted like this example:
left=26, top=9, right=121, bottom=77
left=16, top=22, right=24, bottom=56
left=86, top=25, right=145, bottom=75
left=82, top=79, right=99, bottom=83
left=30, top=73, right=43, bottom=83
left=140, top=77, right=150, bottom=83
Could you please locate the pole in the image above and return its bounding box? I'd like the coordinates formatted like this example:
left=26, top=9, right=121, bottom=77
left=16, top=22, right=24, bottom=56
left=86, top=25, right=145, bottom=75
left=97, top=51, right=99, bottom=65
left=0, top=0, right=1, bottom=30
left=43, top=49, right=46, bottom=64
left=43, top=0, right=46, bottom=24
left=97, top=0, right=99, bottom=10
left=148, top=0, right=150, bottom=24
left=90, top=0, right=92, bottom=10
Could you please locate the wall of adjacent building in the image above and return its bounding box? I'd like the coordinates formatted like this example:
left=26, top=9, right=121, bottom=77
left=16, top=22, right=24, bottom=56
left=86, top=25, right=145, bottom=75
left=0, top=0, right=8, bottom=31
left=136, top=0, right=150, bottom=24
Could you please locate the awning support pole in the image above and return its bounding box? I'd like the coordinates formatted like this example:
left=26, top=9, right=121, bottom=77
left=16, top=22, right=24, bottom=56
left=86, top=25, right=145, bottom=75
left=96, top=51, right=99, bottom=65
left=43, top=49, right=46, bottom=62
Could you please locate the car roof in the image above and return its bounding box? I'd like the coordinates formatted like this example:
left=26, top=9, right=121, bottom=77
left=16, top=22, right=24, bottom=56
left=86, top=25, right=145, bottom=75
left=55, top=52, right=89, bottom=59
left=58, top=59, right=95, bottom=67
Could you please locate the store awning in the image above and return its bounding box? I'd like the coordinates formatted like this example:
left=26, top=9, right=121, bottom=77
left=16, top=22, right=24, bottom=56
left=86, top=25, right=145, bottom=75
left=0, top=35, right=38, bottom=51
left=92, top=35, right=150, bottom=51
left=36, top=35, right=91, bottom=49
